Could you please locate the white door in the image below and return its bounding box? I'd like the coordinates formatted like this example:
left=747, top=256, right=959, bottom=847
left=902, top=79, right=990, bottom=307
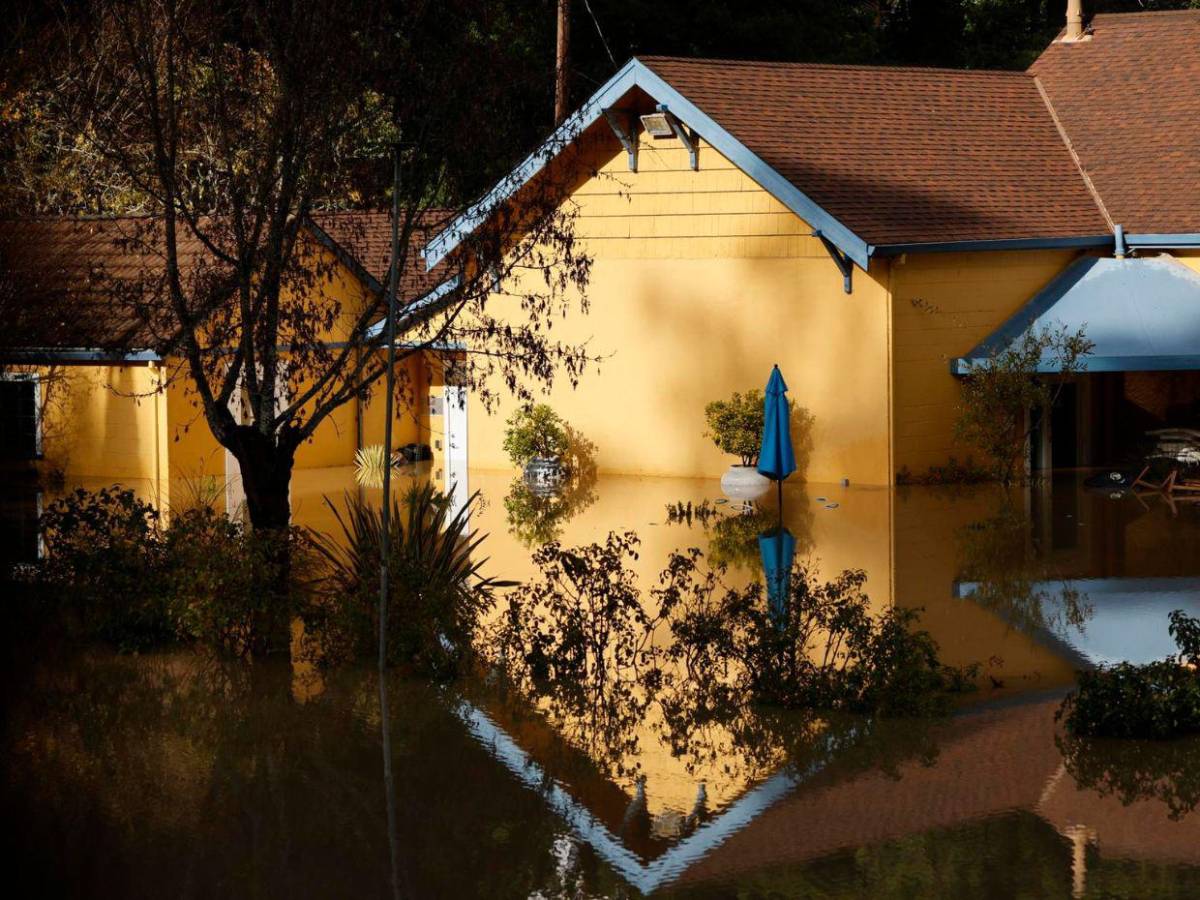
left=443, top=384, right=468, bottom=516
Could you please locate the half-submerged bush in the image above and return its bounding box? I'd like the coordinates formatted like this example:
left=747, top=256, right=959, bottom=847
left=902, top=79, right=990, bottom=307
left=491, top=531, right=972, bottom=721
left=1058, top=610, right=1200, bottom=739
left=658, top=550, right=975, bottom=716
left=305, top=484, right=511, bottom=678
left=502, top=404, right=571, bottom=468
left=36, top=487, right=303, bottom=655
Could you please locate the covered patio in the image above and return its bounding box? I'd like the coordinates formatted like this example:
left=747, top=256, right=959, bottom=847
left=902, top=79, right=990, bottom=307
left=953, top=254, right=1200, bottom=471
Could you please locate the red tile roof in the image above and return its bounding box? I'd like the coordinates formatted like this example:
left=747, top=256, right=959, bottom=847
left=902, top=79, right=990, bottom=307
left=1031, top=11, right=1200, bottom=236
left=0, top=212, right=445, bottom=354
left=637, top=57, right=1113, bottom=247
left=0, top=218, right=206, bottom=351
left=308, top=210, right=449, bottom=299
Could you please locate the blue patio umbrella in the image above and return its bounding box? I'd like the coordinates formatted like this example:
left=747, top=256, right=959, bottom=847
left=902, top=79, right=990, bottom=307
left=758, top=525, right=796, bottom=626
left=757, top=365, right=796, bottom=503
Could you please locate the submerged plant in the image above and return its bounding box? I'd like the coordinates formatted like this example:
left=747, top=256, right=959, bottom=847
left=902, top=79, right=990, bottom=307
left=489, top=532, right=662, bottom=775
left=486, top=530, right=972, bottom=779
left=354, top=444, right=401, bottom=489
left=36, top=486, right=305, bottom=655
left=37, top=486, right=172, bottom=650
left=306, top=484, right=511, bottom=677
left=955, top=324, right=1093, bottom=485
left=502, top=422, right=598, bottom=547
left=657, top=550, right=972, bottom=716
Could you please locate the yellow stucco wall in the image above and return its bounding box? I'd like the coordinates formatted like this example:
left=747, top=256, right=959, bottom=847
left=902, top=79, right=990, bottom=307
left=42, top=365, right=169, bottom=487
left=35, top=239, right=432, bottom=494
left=888, top=249, right=1082, bottom=477
left=467, top=128, right=895, bottom=485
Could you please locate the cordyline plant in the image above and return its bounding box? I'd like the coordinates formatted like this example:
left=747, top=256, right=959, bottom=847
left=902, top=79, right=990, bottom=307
left=955, top=325, right=1093, bottom=485
left=7, top=0, right=597, bottom=542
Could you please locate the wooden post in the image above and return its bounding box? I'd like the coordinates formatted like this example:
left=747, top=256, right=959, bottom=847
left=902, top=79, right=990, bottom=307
left=554, top=0, right=571, bottom=125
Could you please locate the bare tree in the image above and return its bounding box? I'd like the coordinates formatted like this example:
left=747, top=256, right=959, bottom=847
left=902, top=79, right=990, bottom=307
left=16, top=0, right=595, bottom=532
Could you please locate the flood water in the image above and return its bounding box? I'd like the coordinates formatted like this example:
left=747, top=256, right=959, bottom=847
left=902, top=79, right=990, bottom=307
left=5, top=468, right=1200, bottom=897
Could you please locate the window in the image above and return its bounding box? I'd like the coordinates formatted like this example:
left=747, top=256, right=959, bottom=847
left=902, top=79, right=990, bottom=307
left=0, top=375, right=41, bottom=460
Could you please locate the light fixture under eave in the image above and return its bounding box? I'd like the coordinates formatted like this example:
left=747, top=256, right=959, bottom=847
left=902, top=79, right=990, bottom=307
left=639, top=110, right=673, bottom=138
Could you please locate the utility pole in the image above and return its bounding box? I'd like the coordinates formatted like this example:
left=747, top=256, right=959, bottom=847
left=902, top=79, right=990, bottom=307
left=554, top=0, right=571, bottom=125
left=379, top=142, right=402, bottom=900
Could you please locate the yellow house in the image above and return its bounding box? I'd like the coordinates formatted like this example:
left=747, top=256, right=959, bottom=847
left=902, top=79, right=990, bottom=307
left=4, top=10, right=1200, bottom=498
left=0, top=213, right=466, bottom=513
left=423, top=9, right=1200, bottom=487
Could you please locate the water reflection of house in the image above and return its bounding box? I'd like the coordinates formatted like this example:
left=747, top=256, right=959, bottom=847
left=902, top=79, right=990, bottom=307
left=460, top=689, right=1200, bottom=896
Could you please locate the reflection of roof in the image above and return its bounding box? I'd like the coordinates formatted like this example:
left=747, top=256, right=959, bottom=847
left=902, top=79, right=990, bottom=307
left=674, top=699, right=1059, bottom=885
left=463, top=688, right=1200, bottom=892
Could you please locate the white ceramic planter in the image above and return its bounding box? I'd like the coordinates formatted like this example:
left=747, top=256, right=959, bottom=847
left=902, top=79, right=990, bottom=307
left=720, top=465, right=770, bottom=500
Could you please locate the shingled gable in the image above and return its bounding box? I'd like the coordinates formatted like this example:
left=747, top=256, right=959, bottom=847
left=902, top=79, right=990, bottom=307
left=425, top=50, right=1126, bottom=273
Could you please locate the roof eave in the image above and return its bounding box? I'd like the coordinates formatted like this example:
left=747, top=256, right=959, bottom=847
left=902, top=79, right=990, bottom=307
left=870, top=235, right=1114, bottom=257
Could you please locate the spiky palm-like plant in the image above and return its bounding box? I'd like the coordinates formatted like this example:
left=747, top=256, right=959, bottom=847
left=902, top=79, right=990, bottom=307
left=353, top=444, right=400, bottom=489
left=305, top=484, right=513, bottom=676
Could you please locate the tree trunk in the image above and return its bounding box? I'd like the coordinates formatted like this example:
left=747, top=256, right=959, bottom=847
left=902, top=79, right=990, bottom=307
left=229, top=426, right=298, bottom=655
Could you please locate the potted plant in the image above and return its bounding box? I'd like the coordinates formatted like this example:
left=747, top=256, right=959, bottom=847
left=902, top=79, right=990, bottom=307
left=704, top=390, right=770, bottom=499
left=503, top=404, right=572, bottom=489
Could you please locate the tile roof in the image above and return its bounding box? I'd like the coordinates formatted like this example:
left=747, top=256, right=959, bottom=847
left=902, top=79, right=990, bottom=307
left=0, top=218, right=204, bottom=352
left=638, top=57, right=1111, bottom=248
left=0, top=212, right=445, bottom=354
left=1031, top=10, right=1200, bottom=235
left=308, top=209, right=449, bottom=299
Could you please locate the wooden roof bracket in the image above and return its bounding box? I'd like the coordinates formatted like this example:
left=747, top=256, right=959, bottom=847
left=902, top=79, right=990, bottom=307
left=658, top=104, right=698, bottom=170
left=603, top=108, right=638, bottom=172
left=815, top=231, right=854, bottom=293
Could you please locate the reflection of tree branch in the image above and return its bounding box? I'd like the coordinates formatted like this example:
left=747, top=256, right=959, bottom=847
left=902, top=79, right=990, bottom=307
left=1058, top=732, right=1200, bottom=821
left=956, top=501, right=1093, bottom=638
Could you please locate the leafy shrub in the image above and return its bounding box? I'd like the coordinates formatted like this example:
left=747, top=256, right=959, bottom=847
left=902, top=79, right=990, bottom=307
left=955, top=324, right=1093, bottom=485
left=161, top=508, right=302, bottom=657
left=489, top=532, right=664, bottom=773
left=658, top=551, right=973, bottom=716
left=502, top=404, right=571, bottom=468
left=38, top=487, right=174, bottom=651
left=305, top=484, right=512, bottom=678
left=1058, top=610, right=1200, bottom=739
left=703, top=390, right=764, bottom=466
left=37, top=486, right=304, bottom=655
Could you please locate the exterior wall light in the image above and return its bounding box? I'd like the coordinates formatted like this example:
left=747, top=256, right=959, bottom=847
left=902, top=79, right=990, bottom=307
left=639, top=110, right=674, bottom=138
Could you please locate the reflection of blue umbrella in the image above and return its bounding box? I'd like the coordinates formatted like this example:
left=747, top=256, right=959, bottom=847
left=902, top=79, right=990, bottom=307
left=757, top=366, right=796, bottom=501
left=759, top=525, right=796, bottom=625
